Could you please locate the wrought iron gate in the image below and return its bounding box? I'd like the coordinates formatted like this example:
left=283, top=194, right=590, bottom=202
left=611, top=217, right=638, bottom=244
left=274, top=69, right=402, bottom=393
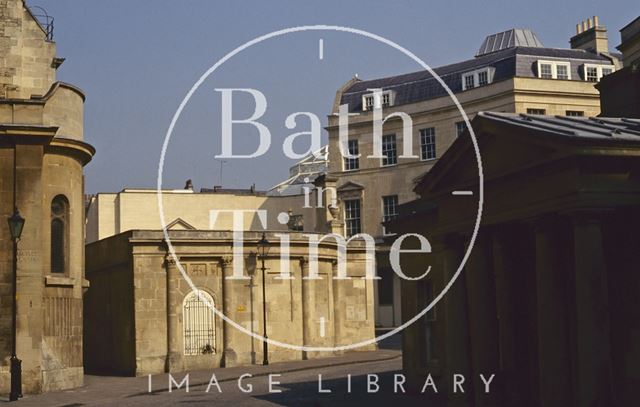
left=183, top=290, right=216, bottom=355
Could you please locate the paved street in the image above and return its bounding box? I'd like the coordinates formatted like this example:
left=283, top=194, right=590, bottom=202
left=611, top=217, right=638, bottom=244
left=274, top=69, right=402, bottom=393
left=0, top=343, right=443, bottom=407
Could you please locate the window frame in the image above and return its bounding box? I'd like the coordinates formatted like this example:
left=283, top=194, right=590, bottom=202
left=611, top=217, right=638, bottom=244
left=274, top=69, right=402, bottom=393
left=50, top=195, right=70, bottom=275
left=526, top=108, right=547, bottom=115
left=583, top=64, right=615, bottom=82
left=381, top=133, right=398, bottom=167
left=381, top=195, right=399, bottom=236
left=343, top=139, right=360, bottom=171
left=461, top=67, right=495, bottom=91
left=565, top=110, right=584, bottom=117
left=362, top=90, right=393, bottom=111
left=536, top=60, right=572, bottom=80
left=419, top=127, right=437, bottom=161
left=343, top=198, right=362, bottom=237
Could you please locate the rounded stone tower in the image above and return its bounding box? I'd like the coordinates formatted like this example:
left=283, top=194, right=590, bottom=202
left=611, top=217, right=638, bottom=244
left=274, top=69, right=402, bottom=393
left=0, top=0, right=94, bottom=393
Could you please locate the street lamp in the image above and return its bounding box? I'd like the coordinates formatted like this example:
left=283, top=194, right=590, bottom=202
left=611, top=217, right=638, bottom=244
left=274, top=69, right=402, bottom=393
left=256, top=232, right=270, bottom=366
left=7, top=207, right=24, bottom=401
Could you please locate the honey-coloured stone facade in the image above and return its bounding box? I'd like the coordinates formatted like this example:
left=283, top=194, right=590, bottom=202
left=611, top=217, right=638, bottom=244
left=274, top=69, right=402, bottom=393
left=0, top=0, right=94, bottom=394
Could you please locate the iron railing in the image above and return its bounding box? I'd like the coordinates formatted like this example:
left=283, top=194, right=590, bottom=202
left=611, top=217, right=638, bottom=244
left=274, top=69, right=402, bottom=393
left=29, top=5, right=54, bottom=41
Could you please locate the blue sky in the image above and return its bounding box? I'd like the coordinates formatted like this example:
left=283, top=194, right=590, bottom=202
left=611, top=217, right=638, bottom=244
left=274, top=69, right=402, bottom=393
left=36, top=0, right=638, bottom=193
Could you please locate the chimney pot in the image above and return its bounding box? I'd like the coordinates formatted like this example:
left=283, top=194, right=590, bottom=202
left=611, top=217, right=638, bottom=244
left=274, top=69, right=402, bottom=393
left=570, top=16, right=608, bottom=54
left=576, top=23, right=581, bottom=34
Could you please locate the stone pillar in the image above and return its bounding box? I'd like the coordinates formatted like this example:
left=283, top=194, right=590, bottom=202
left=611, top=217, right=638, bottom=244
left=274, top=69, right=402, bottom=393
left=492, top=229, right=520, bottom=406
left=534, top=219, right=572, bottom=406
left=220, top=256, right=238, bottom=367
left=570, top=213, right=613, bottom=406
left=465, top=234, right=499, bottom=406
left=328, top=219, right=345, bottom=235
left=300, top=257, right=310, bottom=360
left=164, top=254, right=181, bottom=372
left=14, top=144, right=45, bottom=392
left=441, top=236, right=472, bottom=405
left=313, top=174, right=341, bottom=234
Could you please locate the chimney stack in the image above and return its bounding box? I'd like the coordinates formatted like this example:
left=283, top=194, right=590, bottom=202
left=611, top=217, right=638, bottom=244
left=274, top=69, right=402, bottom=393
left=571, top=16, right=609, bottom=54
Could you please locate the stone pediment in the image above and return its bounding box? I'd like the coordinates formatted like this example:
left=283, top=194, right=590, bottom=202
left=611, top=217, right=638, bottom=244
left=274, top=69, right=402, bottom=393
left=337, top=181, right=365, bottom=192
left=164, top=218, right=196, bottom=231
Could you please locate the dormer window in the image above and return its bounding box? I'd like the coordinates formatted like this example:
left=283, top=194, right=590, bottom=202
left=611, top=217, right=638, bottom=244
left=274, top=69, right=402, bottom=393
left=536, top=60, right=571, bottom=80
left=364, top=95, right=374, bottom=110
left=362, top=90, right=393, bottom=111
left=381, top=92, right=390, bottom=107
left=461, top=67, right=495, bottom=90
left=464, top=74, right=475, bottom=90
left=582, top=64, right=615, bottom=82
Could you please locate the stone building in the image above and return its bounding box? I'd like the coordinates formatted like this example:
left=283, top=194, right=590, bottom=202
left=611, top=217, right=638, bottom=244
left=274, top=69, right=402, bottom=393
left=85, top=187, right=320, bottom=244
left=390, top=112, right=640, bottom=406
left=0, top=0, right=94, bottom=393
left=84, top=185, right=376, bottom=375
left=85, top=230, right=375, bottom=375
left=327, top=19, right=620, bottom=327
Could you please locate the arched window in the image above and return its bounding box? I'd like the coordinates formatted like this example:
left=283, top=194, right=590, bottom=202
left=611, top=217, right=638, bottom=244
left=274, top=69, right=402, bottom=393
left=51, top=195, right=69, bottom=274
left=183, top=290, right=216, bottom=355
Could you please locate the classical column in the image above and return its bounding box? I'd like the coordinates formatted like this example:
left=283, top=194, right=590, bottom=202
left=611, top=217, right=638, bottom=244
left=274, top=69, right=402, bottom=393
left=165, top=254, right=181, bottom=372
left=534, top=218, right=572, bottom=406
left=220, top=256, right=236, bottom=367
left=441, top=236, right=472, bottom=405
left=300, top=257, right=310, bottom=360
left=570, top=212, right=613, bottom=406
left=464, top=234, right=499, bottom=406
left=328, top=259, right=338, bottom=353
left=492, top=229, right=520, bottom=406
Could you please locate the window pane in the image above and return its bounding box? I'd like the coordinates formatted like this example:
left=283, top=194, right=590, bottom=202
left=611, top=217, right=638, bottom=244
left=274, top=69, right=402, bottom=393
left=477, top=70, right=488, bottom=86
left=527, top=108, right=546, bottom=115
left=455, top=121, right=466, bottom=137
left=566, top=110, right=584, bottom=117
left=382, top=195, right=399, bottom=235
left=602, top=68, right=613, bottom=77
left=464, top=74, right=475, bottom=89
left=420, top=128, right=436, bottom=160
left=344, top=139, right=359, bottom=170
left=540, top=63, right=553, bottom=79
left=51, top=218, right=65, bottom=273
left=364, top=96, right=374, bottom=110
left=556, top=65, right=569, bottom=80
left=586, top=66, right=599, bottom=82
left=382, top=93, right=390, bottom=107
left=382, top=195, right=398, bottom=221
left=381, top=134, right=397, bottom=166
left=51, top=195, right=68, bottom=274
left=344, top=199, right=361, bottom=237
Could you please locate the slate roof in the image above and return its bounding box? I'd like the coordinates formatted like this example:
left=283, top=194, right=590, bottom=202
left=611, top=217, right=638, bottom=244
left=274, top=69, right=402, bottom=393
left=341, top=30, right=615, bottom=112
left=477, top=112, right=640, bottom=142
